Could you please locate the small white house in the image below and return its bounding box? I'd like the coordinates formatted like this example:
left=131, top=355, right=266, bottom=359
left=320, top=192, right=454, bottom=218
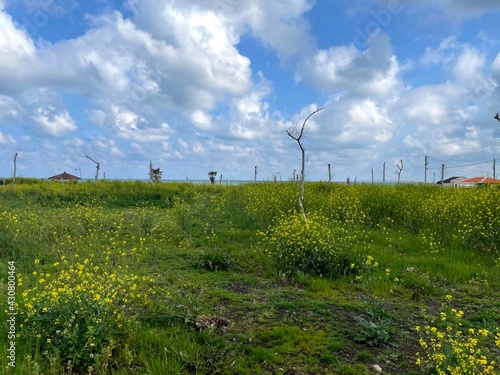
left=435, top=176, right=466, bottom=187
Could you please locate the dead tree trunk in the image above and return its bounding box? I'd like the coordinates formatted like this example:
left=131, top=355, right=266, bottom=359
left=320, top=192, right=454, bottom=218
left=86, top=155, right=100, bottom=181
left=286, top=107, right=325, bottom=220
left=13, top=152, right=18, bottom=191
left=396, top=160, right=403, bottom=184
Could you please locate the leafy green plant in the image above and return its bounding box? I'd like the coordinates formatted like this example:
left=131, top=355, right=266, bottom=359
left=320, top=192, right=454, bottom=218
left=354, top=315, right=392, bottom=346
left=196, top=248, right=232, bottom=271
left=354, top=299, right=393, bottom=346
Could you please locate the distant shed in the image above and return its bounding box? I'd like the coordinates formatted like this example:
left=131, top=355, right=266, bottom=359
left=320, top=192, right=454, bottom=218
left=48, top=171, right=81, bottom=181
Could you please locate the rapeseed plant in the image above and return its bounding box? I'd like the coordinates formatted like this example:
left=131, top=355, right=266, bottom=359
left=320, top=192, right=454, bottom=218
left=258, top=211, right=367, bottom=279
left=19, top=254, right=156, bottom=372
left=0, top=199, right=158, bottom=372
left=416, top=298, right=500, bottom=374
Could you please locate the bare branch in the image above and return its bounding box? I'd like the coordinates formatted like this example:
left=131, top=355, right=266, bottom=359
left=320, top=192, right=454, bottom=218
left=286, top=107, right=325, bottom=141
left=286, top=106, right=325, bottom=220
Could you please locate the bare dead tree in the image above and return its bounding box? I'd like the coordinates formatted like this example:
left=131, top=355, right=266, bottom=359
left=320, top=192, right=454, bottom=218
left=396, top=159, right=404, bottom=184
left=286, top=107, right=325, bottom=220
left=85, top=155, right=100, bottom=181
left=13, top=152, right=18, bottom=191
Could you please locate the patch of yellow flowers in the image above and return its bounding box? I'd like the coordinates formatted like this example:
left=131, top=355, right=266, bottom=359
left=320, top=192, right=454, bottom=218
left=416, top=297, right=500, bottom=374
left=258, top=211, right=367, bottom=279
left=19, top=255, right=156, bottom=370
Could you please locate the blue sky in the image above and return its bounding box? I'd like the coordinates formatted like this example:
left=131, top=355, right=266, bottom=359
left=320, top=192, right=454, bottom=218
left=1, top=0, right=500, bottom=182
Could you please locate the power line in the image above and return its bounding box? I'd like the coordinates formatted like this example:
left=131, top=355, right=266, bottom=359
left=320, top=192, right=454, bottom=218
left=445, top=160, right=492, bottom=169
left=429, top=139, right=500, bottom=162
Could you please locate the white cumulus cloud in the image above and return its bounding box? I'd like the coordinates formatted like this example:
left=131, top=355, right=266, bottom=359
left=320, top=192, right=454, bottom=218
left=31, top=107, right=77, bottom=136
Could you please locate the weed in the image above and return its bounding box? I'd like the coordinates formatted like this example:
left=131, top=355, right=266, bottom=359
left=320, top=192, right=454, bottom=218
left=196, top=248, right=232, bottom=271
left=354, top=299, right=393, bottom=346
left=354, top=316, right=392, bottom=347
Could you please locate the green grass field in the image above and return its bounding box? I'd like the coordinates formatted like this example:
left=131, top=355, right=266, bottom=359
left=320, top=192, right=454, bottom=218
left=1, top=180, right=499, bottom=374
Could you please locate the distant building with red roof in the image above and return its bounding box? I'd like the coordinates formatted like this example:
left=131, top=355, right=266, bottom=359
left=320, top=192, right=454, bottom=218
left=457, top=177, right=499, bottom=187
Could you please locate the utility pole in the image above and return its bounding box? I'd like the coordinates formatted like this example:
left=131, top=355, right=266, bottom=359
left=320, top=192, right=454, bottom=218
left=371, top=168, right=374, bottom=184
left=383, top=162, right=386, bottom=184
left=254, top=166, right=257, bottom=182
left=424, top=155, right=429, bottom=183
left=441, top=164, right=445, bottom=185
left=74, top=168, right=82, bottom=180
left=328, top=164, right=332, bottom=183
left=493, top=159, right=496, bottom=181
